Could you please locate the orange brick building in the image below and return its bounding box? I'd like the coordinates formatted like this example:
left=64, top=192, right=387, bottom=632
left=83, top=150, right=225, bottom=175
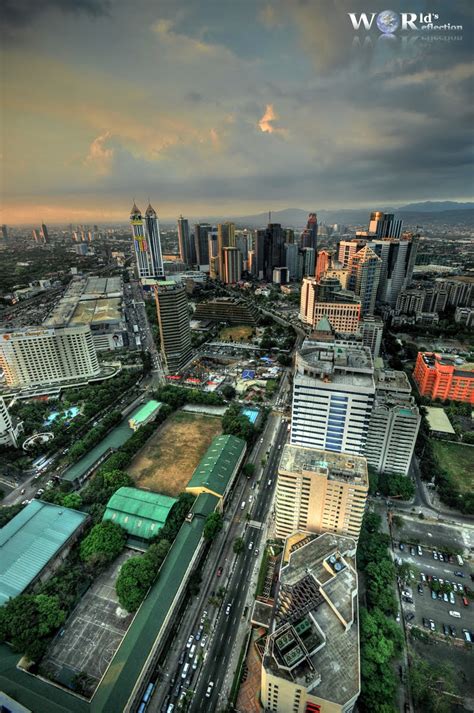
left=413, top=352, right=474, bottom=404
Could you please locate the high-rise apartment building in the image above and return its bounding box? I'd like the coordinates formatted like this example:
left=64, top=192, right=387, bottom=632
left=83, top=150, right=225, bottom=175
left=235, top=234, right=248, bottom=268
left=130, top=202, right=165, bottom=280
left=0, top=326, right=100, bottom=389
left=177, top=216, right=196, bottom=266
left=300, top=212, right=318, bottom=250
left=261, top=532, right=360, bottom=713
left=365, top=394, right=420, bottom=475
left=413, top=352, right=474, bottom=404
left=283, top=228, right=295, bottom=244
left=315, top=249, right=331, bottom=281
left=337, top=239, right=365, bottom=267
left=154, top=281, right=192, bottom=373
left=348, top=245, right=382, bottom=315
left=193, top=223, right=211, bottom=268
left=301, top=247, right=316, bottom=277
left=290, top=337, right=375, bottom=454
left=222, top=246, right=242, bottom=284
left=216, top=222, right=235, bottom=279
left=300, top=277, right=361, bottom=333
left=0, top=397, right=23, bottom=448
left=275, top=445, right=368, bottom=539
left=359, top=316, right=384, bottom=358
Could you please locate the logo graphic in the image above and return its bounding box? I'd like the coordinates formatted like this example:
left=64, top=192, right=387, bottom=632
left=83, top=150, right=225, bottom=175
left=348, top=10, right=462, bottom=33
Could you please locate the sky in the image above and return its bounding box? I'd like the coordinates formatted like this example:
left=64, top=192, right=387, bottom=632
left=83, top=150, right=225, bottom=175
left=0, top=0, right=472, bottom=224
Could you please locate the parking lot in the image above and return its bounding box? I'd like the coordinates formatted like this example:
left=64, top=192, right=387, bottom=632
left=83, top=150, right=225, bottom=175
left=395, top=542, right=474, bottom=642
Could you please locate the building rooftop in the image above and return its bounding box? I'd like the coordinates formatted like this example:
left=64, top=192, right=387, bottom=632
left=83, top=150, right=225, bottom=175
left=425, top=407, right=456, bottom=435
left=0, top=501, right=88, bottom=606
left=279, top=445, right=368, bottom=485
left=44, top=276, right=123, bottom=327
left=69, top=298, right=122, bottom=326
left=103, top=487, right=177, bottom=540
left=186, top=434, right=246, bottom=498
left=297, top=339, right=374, bottom=386
left=264, top=532, right=359, bottom=706
left=374, top=369, right=412, bottom=394
left=129, top=400, right=162, bottom=426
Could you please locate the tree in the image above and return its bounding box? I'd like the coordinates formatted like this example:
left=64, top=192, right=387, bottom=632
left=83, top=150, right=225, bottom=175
left=367, top=467, right=379, bottom=496
left=80, top=521, right=126, bottom=565
left=391, top=514, right=404, bottom=530
left=203, top=512, right=223, bottom=541
left=277, top=354, right=291, bottom=367
left=379, top=473, right=415, bottom=500
left=0, top=593, right=66, bottom=661
left=242, top=463, right=255, bottom=478
left=222, top=385, right=236, bottom=400
left=410, top=656, right=455, bottom=713
left=61, top=493, right=83, bottom=509
left=233, top=537, right=244, bottom=554
left=116, top=556, right=157, bottom=612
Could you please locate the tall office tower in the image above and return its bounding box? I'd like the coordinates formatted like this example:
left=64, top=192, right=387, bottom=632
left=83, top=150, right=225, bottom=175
left=193, top=223, right=211, bottom=268
left=222, top=246, right=242, bottom=284
left=301, top=247, right=316, bottom=277
left=1, top=225, right=8, bottom=241
left=154, top=281, right=192, bottom=373
left=367, top=234, right=418, bottom=306
left=290, top=337, right=375, bottom=454
left=283, top=228, right=295, bottom=244
left=217, top=222, right=235, bottom=279
left=40, top=222, right=49, bottom=244
left=300, top=278, right=361, bottom=334
left=0, top=325, right=100, bottom=389
left=0, top=397, right=23, bottom=448
left=300, top=212, right=318, bottom=250
left=263, top=223, right=285, bottom=281
left=284, top=243, right=300, bottom=280
left=208, top=231, right=219, bottom=279
left=359, top=316, right=384, bottom=358
left=261, top=533, right=360, bottom=713
left=235, top=234, right=248, bottom=267
left=275, top=445, right=368, bottom=540
left=272, top=267, right=289, bottom=285
left=368, top=211, right=403, bottom=239
left=32, top=229, right=39, bottom=243
left=348, top=245, right=382, bottom=315
left=254, top=229, right=266, bottom=279
left=315, top=249, right=331, bottom=281
left=365, top=395, right=420, bottom=475
left=129, top=202, right=165, bottom=280
left=247, top=250, right=256, bottom=275
left=177, top=215, right=195, bottom=266
left=87, top=231, right=93, bottom=242
left=337, top=239, right=366, bottom=267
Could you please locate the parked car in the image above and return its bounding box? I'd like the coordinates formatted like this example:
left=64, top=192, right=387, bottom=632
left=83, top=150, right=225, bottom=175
left=417, top=584, right=424, bottom=594
left=216, top=566, right=223, bottom=577
left=450, top=626, right=457, bottom=637
left=405, top=613, right=415, bottom=622
left=429, top=620, right=436, bottom=631
left=443, top=624, right=450, bottom=635
left=422, top=618, right=430, bottom=628
left=454, top=571, right=465, bottom=578
left=431, top=590, right=437, bottom=600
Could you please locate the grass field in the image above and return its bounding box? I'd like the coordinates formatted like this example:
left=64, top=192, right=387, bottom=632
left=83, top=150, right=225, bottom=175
left=127, top=411, right=222, bottom=496
left=432, top=440, right=474, bottom=493
left=219, top=325, right=254, bottom=342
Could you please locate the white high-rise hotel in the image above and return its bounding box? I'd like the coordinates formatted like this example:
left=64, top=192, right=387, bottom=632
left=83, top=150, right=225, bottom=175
left=130, top=202, right=164, bottom=280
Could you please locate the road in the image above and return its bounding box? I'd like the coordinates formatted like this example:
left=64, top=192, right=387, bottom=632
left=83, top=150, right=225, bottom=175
left=149, top=414, right=288, bottom=713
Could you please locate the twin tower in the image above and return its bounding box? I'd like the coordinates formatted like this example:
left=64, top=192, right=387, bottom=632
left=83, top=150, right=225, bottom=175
left=130, top=202, right=164, bottom=281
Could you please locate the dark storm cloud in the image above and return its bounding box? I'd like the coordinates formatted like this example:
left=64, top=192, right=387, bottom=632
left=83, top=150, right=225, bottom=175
left=0, top=0, right=109, bottom=30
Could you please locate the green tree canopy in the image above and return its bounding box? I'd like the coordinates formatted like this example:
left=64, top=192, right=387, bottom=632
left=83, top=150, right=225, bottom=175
left=80, top=521, right=126, bottom=565
left=0, top=593, right=66, bottom=661
left=203, top=512, right=223, bottom=541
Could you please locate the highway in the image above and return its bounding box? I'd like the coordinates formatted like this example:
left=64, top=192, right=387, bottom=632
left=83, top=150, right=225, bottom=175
left=149, top=414, right=288, bottom=713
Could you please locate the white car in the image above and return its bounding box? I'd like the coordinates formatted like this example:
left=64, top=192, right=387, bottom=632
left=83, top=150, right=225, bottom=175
left=248, top=541, right=254, bottom=550
left=225, top=603, right=232, bottom=615
left=205, top=682, right=214, bottom=698
left=186, top=635, right=194, bottom=649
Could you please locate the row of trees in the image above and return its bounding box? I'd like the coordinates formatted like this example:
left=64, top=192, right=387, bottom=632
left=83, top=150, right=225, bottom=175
left=368, top=468, right=415, bottom=500
left=358, top=513, right=404, bottom=712
left=222, top=402, right=258, bottom=444
left=63, top=371, right=139, bottom=420
left=152, top=385, right=224, bottom=410
left=66, top=410, right=122, bottom=463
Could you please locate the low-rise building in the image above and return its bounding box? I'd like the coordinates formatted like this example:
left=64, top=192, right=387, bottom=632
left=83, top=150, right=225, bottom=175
left=413, top=352, right=474, bottom=404
left=103, top=487, right=177, bottom=541
left=186, top=434, right=246, bottom=504
left=261, top=532, right=360, bottom=713
left=128, top=400, right=162, bottom=430
left=193, top=297, right=258, bottom=325
left=276, top=445, right=368, bottom=540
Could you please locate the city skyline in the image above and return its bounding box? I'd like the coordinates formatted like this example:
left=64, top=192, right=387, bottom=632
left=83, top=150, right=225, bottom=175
left=1, top=1, right=472, bottom=224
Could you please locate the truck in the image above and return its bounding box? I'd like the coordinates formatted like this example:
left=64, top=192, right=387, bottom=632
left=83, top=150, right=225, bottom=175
left=133, top=324, right=139, bottom=333
left=135, top=336, right=141, bottom=347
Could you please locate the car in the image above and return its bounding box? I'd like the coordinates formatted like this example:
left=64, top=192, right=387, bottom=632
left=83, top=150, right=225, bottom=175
left=189, top=644, right=196, bottom=659
left=463, top=597, right=469, bottom=607
left=417, top=545, right=423, bottom=556
left=431, top=590, right=437, bottom=600
left=429, top=620, right=436, bottom=631
left=402, top=596, right=413, bottom=604
left=463, top=629, right=472, bottom=643
left=216, top=566, right=223, bottom=577
left=433, top=550, right=438, bottom=560
left=443, top=624, right=450, bottom=635
left=422, top=617, right=430, bottom=628
left=410, top=547, right=416, bottom=556
left=248, top=541, right=254, bottom=550
left=225, top=603, right=232, bottom=615
left=437, top=592, right=443, bottom=600
left=454, top=571, right=465, bottom=578
left=192, top=656, right=198, bottom=670
left=399, top=543, right=405, bottom=551
left=449, top=592, right=456, bottom=604
left=439, top=578, right=444, bottom=585
left=449, top=610, right=461, bottom=618
left=195, top=627, right=202, bottom=642
left=417, top=584, right=424, bottom=594
left=438, top=553, right=444, bottom=562
left=254, top=548, right=259, bottom=557
left=268, top=479, right=272, bottom=486
left=420, top=573, right=426, bottom=582
left=200, top=635, right=208, bottom=649
left=405, top=613, right=415, bottom=622
left=200, top=611, right=208, bottom=625
left=396, top=613, right=400, bottom=623
left=178, top=651, right=185, bottom=666
left=443, top=592, right=449, bottom=602
left=450, top=626, right=456, bottom=637
left=186, top=636, right=194, bottom=649
left=205, top=682, right=214, bottom=698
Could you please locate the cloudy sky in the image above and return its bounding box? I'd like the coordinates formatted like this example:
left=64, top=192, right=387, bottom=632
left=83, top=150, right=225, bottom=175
left=0, top=0, right=472, bottom=223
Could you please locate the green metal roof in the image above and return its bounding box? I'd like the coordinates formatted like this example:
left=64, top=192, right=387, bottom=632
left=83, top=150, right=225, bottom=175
left=0, top=492, right=219, bottom=713
left=186, top=434, right=246, bottom=497
left=191, top=492, right=219, bottom=518
left=102, top=487, right=176, bottom=540
left=129, top=400, right=162, bottom=426
left=0, top=501, right=87, bottom=606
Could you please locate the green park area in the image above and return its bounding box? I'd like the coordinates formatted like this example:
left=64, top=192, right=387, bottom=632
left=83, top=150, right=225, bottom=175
left=219, top=325, right=254, bottom=342
left=431, top=440, right=474, bottom=494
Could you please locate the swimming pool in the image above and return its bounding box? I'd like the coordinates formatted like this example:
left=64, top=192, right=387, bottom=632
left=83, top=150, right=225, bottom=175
left=242, top=408, right=259, bottom=424
left=44, top=406, right=80, bottom=425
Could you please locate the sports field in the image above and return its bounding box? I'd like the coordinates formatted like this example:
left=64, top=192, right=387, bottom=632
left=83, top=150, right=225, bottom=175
left=219, top=325, right=254, bottom=341
left=432, top=440, right=474, bottom=494
left=127, top=411, right=222, bottom=496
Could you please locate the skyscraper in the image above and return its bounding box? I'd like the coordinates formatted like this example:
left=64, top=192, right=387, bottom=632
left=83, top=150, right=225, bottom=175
left=348, top=245, right=382, bottom=315
left=315, top=249, right=331, bottom=281
left=254, top=229, right=266, bottom=279
left=40, top=222, right=49, bottom=244
left=300, top=212, right=318, bottom=250
left=177, top=216, right=196, bottom=265
left=217, top=222, right=235, bottom=279
left=193, top=223, right=212, bottom=268
left=337, top=239, right=366, bottom=267
left=301, top=247, right=316, bottom=277
left=1, top=225, right=8, bottom=242
left=130, top=202, right=165, bottom=280
left=263, top=223, right=285, bottom=281
left=223, top=247, right=242, bottom=284
left=284, top=243, right=300, bottom=280
left=368, top=211, right=403, bottom=239
left=154, top=281, right=192, bottom=373
left=32, top=229, right=40, bottom=243
left=367, top=234, right=418, bottom=306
